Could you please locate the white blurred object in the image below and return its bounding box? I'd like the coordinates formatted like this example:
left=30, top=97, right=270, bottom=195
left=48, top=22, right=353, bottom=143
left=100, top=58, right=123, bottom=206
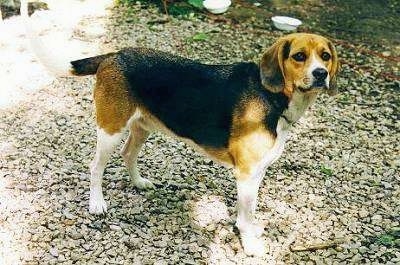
left=271, top=16, right=302, bottom=31
left=203, top=0, right=231, bottom=14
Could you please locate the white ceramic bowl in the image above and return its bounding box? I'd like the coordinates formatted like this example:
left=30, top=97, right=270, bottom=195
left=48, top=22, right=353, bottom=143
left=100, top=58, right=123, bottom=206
left=203, top=0, right=231, bottom=14
left=271, top=16, right=302, bottom=31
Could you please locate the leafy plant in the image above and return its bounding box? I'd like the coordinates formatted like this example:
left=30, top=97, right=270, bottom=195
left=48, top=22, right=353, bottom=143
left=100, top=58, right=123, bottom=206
left=320, top=165, right=333, bottom=176
left=187, top=0, right=203, bottom=9
left=169, top=3, right=195, bottom=17
left=378, top=234, right=396, bottom=246
left=376, top=228, right=400, bottom=247
left=117, top=0, right=204, bottom=18
left=191, top=32, right=208, bottom=41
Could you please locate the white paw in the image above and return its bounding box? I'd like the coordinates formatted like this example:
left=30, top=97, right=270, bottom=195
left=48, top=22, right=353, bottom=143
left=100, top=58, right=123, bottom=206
left=252, top=223, right=264, bottom=238
left=131, top=177, right=155, bottom=190
left=89, top=194, right=107, bottom=214
left=236, top=222, right=264, bottom=238
left=241, top=234, right=265, bottom=257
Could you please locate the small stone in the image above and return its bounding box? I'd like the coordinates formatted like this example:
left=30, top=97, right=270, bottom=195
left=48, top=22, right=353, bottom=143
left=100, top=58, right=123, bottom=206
left=106, top=249, right=117, bottom=257
left=157, top=240, right=168, bottom=248
left=359, top=209, right=369, bottom=218
left=371, top=214, right=383, bottom=224
left=56, top=117, right=67, bottom=126
left=68, top=231, right=83, bottom=240
left=70, top=252, right=80, bottom=261
left=351, top=254, right=362, bottom=263
left=381, top=181, right=393, bottom=189
left=135, top=214, right=149, bottom=223
left=64, top=211, right=76, bottom=220
left=110, top=224, right=122, bottom=231
left=188, top=244, right=199, bottom=253
left=57, top=255, right=66, bottom=262
left=359, top=246, right=368, bottom=254
left=128, top=237, right=141, bottom=247
left=89, top=221, right=103, bottom=230
left=82, top=244, right=91, bottom=251
left=49, top=247, right=59, bottom=257
left=206, top=223, right=216, bottom=232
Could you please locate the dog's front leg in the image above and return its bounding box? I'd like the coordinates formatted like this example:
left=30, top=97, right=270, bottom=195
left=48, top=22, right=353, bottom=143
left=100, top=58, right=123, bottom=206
left=235, top=170, right=265, bottom=256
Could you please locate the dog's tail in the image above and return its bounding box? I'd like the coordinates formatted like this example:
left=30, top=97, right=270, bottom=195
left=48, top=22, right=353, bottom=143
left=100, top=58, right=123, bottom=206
left=20, top=0, right=115, bottom=77
left=70, top=53, right=116, bottom=76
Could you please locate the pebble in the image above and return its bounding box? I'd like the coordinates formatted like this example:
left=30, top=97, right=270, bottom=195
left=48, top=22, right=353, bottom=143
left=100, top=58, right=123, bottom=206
left=371, top=215, right=383, bottom=224
left=49, top=247, right=59, bottom=257
left=68, top=231, right=83, bottom=240
left=359, top=209, right=369, bottom=218
left=109, top=225, right=122, bottom=231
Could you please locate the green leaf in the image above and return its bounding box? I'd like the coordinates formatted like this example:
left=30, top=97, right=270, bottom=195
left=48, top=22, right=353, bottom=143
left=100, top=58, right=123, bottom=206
left=378, top=234, right=395, bottom=246
left=169, top=4, right=194, bottom=17
left=188, top=0, right=204, bottom=9
left=320, top=165, right=333, bottom=176
left=192, top=32, right=208, bottom=41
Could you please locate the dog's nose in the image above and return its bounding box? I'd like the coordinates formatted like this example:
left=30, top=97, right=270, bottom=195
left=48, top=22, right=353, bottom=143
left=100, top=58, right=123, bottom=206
left=312, top=68, right=328, bottom=80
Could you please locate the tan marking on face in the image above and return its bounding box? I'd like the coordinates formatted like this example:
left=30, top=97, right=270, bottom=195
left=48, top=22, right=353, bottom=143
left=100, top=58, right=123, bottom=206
left=260, top=33, right=339, bottom=97
left=94, top=57, right=135, bottom=134
left=283, top=34, right=334, bottom=93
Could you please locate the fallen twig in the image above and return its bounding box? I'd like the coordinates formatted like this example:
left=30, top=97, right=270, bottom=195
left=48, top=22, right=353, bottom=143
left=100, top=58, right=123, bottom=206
left=290, top=238, right=345, bottom=252
left=162, top=0, right=169, bottom=16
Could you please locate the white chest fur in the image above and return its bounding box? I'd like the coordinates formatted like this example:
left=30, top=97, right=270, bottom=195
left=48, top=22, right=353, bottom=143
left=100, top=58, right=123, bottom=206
left=253, top=120, right=288, bottom=176
left=283, top=90, right=317, bottom=124
left=255, top=90, right=317, bottom=175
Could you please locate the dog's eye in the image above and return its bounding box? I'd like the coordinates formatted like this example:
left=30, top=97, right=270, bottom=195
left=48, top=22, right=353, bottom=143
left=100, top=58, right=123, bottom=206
left=321, top=52, right=331, bottom=61
left=292, top=52, right=306, bottom=62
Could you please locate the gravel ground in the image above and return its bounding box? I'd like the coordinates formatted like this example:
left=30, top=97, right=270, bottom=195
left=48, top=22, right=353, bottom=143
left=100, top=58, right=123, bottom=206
left=0, top=2, right=399, bottom=264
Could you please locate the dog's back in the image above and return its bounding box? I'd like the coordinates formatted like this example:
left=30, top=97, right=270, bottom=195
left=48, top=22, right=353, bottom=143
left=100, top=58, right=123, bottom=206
left=71, top=48, right=267, bottom=148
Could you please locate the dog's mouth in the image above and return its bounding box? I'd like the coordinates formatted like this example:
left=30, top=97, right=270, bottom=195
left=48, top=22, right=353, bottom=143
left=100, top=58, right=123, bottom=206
left=298, top=79, right=328, bottom=92
left=312, top=80, right=328, bottom=88
left=297, top=85, right=325, bottom=93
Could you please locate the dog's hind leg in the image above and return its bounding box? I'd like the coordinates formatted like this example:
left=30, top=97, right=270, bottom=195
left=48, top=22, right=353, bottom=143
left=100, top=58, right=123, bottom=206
left=120, top=121, right=154, bottom=189
left=89, top=128, right=124, bottom=214
left=89, top=58, right=134, bottom=214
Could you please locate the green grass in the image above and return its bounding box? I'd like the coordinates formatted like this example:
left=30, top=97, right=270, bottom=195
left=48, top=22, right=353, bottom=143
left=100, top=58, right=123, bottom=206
left=375, top=228, right=400, bottom=247
left=117, top=0, right=203, bottom=18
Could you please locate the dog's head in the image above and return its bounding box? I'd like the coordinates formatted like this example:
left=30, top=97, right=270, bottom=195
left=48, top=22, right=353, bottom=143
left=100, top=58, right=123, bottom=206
left=260, top=33, right=339, bottom=96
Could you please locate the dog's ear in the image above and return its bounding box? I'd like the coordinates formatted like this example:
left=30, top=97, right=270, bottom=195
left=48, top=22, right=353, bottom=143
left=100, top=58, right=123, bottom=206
left=260, top=38, right=291, bottom=93
left=327, top=40, right=340, bottom=96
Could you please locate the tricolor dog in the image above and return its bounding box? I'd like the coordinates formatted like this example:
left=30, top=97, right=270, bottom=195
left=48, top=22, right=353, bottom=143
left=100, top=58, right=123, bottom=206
left=22, top=2, right=339, bottom=257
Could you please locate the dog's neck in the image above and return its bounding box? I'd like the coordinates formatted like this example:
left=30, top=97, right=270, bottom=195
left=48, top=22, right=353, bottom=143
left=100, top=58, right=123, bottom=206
left=281, top=90, right=318, bottom=125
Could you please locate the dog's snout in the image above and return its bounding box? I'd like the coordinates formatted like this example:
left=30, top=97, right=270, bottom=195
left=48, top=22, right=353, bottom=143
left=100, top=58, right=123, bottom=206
left=312, top=68, right=328, bottom=80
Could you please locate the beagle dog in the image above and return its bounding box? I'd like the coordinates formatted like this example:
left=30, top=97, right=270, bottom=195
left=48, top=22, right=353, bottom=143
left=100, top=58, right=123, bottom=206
left=22, top=4, right=339, bottom=255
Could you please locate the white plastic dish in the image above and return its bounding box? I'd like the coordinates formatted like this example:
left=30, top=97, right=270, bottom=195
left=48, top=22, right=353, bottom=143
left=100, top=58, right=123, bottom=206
left=203, top=0, right=231, bottom=14
left=271, top=16, right=302, bottom=31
